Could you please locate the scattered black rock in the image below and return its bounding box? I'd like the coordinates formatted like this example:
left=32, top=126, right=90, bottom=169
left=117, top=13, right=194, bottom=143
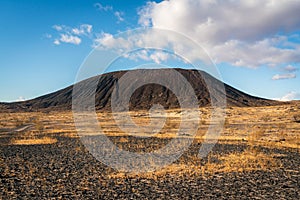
left=0, top=136, right=299, bottom=199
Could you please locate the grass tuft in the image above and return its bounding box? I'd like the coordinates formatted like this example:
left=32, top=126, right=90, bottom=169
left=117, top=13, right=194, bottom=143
left=10, top=136, right=57, bottom=145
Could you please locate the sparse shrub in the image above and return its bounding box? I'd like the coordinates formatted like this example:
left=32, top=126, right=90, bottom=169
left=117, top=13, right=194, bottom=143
left=32, top=118, right=44, bottom=133
left=261, top=114, right=271, bottom=122
left=35, top=121, right=44, bottom=133
left=247, top=125, right=265, bottom=154
left=29, top=116, right=37, bottom=122
left=224, top=118, right=230, bottom=126
left=0, top=121, right=5, bottom=127
left=217, top=151, right=281, bottom=172
left=293, top=114, right=300, bottom=123
left=15, top=119, right=24, bottom=127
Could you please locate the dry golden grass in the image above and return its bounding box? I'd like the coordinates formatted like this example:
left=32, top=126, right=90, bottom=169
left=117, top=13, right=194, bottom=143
left=204, top=151, right=281, bottom=174
left=109, top=164, right=199, bottom=179
left=0, top=104, right=298, bottom=145
left=118, top=137, right=129, bottom=143
left=2, top=104, right=297, bottom=180
left=1, top=103, right=299, bottom=149
left=11, top=136, right=57, bottom=145
left=109, top=149, right=281, bottom=179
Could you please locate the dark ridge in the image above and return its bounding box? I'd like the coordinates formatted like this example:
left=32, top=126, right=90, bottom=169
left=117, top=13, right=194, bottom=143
left=0, top=68, right=286, bottom=112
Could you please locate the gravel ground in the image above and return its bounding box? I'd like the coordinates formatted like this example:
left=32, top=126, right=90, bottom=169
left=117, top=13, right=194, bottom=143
left=0, top=136, right=299, bottom=199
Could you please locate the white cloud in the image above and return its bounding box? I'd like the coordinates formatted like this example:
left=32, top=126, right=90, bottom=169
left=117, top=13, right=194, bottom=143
left=53, top=39, right=60, bottom=45
left=139, top=0, right=300, bottom=43
left=93, top=33, right=122, bottom=49
left=278, top=91, right=300, bottom=101
left=59, top=34, right=81, bottom=45
left=211, top=37, right=300, bottom=68
left=93, top=29, right=219, bottom=64
left=272, top=73, right=296, bottom=80
left=114, top=11, right=124, bottom=22
left=123, top=50, right=174, bottom=64
left=44, top=33, right=52, bottom=39
left=284, top=65, right=298, bottom=72
left=149, top=51, right=170, bottom=64
left=94, top=2, right=125, bottom=22
left=53, top=24, right=92, bottom=35
left=72, top=24, right=92, bottom=35
left=52, top=25, right=63, bottom=31
left=51, top=24, right=92, bottom=45
left=138, top=2, right=155, bottom=27
left=16, top=96, right=25, bottom=102
left=94, top=3, right=113, bottom=11
left=137, top=0, right=300, bottom=68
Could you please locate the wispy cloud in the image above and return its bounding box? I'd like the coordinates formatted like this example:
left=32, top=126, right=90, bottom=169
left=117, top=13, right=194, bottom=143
left=93, top=32, right=185, bottom=64
left=52, top=24, right=92, bottom=35
left=284, top=65, right=298, bottom=72
left=94, top=3, right=113, bottom=11
left=272, top=73, right=296, bottom=80
left=278, top=91, right=300, bottom=101
left=114, top=11, right=124, bottom=22
left=51, top=24, right=92, bottom=45
left=94, top=2, right=125, bottom=23
left=16, top=96, right=25, bottom=102
left=72, top=24, right=92, bottom=36
left=44, top=33, right=52, bottom=39
left=53, top=39, right=60, bottom=45
left=52, top=25, right=64, bottom=31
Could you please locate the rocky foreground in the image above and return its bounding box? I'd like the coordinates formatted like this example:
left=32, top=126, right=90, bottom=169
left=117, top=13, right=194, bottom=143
left=0, top=136, right=299, bottom=199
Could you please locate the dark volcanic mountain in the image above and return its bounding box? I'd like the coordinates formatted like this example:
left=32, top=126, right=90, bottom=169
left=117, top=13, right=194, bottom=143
left=0, top=68, right=282, bottom=112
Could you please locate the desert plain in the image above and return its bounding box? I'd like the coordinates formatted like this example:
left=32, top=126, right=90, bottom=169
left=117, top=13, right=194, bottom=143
left=0, top=102, right=299, bottom=199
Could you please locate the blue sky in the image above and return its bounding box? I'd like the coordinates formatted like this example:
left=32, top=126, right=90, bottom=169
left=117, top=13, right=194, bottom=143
left=0, top=0, right=299, bottom=102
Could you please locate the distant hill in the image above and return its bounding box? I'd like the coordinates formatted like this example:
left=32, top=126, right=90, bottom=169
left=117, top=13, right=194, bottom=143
left=0, top=68, right=284, bottom=112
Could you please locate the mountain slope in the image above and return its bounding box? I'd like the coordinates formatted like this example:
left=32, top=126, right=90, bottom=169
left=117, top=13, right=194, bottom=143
left=0, top=68, right=283, bottom=112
